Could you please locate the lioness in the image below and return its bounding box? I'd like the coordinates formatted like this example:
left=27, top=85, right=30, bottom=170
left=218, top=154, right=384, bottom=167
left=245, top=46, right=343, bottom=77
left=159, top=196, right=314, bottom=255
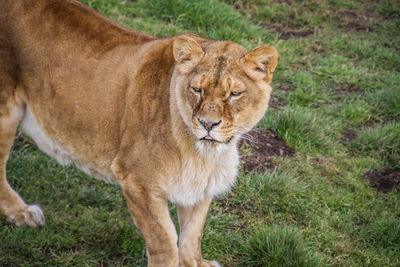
left=0, top=0, right=278, bottom=266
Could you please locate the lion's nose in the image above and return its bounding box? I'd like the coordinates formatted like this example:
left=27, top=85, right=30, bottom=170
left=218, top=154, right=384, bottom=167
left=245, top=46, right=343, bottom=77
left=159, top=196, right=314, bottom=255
left=198, top=119, right=221, bottom=132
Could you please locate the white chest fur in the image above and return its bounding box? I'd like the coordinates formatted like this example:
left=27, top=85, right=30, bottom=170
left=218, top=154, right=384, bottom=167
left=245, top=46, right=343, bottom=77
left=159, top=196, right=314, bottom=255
left=165, top=143, right=239, bottom=206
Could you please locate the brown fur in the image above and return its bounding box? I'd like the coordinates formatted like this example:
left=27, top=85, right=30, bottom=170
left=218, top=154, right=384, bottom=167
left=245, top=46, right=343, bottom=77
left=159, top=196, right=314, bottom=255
left=0, top=0, right=278, bottom=266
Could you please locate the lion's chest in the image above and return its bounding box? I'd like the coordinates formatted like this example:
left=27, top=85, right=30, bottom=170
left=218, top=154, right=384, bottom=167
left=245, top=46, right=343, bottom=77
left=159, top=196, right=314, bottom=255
left=164, top=147, right=239, bottom=206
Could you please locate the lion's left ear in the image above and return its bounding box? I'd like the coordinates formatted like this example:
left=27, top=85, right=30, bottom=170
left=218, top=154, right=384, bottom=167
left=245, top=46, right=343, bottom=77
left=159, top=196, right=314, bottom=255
left=241, top=45, right=279, bottom=84
left=173, top=36, right=204, bottom=74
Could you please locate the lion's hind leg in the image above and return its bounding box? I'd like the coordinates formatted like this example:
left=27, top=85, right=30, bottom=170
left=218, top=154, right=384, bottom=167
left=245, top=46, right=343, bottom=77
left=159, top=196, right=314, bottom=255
left=0, top=92, right=45, bottom=227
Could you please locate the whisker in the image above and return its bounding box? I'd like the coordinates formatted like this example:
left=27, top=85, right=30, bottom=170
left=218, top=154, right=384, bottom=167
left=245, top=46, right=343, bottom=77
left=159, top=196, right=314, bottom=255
left=233, top=133, right=260, bottom=144
left=238, top=130, right=260, bottom=142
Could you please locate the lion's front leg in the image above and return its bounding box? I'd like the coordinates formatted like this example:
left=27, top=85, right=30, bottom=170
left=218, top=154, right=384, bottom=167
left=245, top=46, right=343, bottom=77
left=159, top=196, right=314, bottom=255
left=121, top=178, right=178, bottom=267
left=178, top=197, right=221, bottom=267
left=0, top=98, right=45, bottom=227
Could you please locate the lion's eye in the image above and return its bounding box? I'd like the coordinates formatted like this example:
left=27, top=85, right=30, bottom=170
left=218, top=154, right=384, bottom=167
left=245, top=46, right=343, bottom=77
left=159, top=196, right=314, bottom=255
left=229, top=91, right=243, bottom=98
left=191, top=87, right=202, bottom=95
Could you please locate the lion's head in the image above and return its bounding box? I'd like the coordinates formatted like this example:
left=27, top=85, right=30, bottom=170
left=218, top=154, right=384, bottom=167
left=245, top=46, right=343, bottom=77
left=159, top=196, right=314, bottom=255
left=171, top=35, right=278, bottom=151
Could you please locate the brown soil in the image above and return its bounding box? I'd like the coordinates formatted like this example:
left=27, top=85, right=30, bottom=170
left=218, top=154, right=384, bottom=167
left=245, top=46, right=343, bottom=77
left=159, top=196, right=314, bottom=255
left=342, top=129, right=357, bottom=143
left=259, top=23, right=316, bottom=40
left=363, top=168, right=400, bottom=193
left=335, top=83, right=364, bottom=96
left=269, top=95, right=285, bottom=109
left=277, top=82, right=294, bottom=92
left=334, top=8, right=383, bottom=33
left=275, top=26, right=316, bottom=40
left=238, top=128, right=294, bottom=173
left=339, top=22, right=374, bottom=33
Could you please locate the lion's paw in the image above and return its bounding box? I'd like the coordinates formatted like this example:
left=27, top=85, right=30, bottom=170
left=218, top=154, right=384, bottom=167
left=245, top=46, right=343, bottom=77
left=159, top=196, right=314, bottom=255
left=7, top=205, right=45, bottom=227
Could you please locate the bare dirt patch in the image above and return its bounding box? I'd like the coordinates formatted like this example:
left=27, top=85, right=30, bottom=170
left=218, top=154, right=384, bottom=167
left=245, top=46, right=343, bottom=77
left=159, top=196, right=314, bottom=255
left=342, top=129, right=357, bottom=143
left=339, top=22, right=374, bottom=33
left=277, top=82, right=294, bottom=92
left=334, top=8, right=381, bottom=33
left=363, top=168, right=400, bottom=193
left=239, top=128, right=294, bottom=173
left=274, top=26, right=316, bottom=40
left=335, top=83, right=364, bottom=96
left=332, top=82, right=365, bottom=102
left=269, top=95, right=285, bottom=109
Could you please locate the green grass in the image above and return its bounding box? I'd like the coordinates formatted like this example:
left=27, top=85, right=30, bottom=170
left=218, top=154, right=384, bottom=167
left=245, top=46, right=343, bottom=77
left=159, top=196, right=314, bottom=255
left=2, top=0, right=400, bottom=266
left=260, top=107, right=335, bottom=153
left=239, top=224, right=325, bottom=266
left=349, top=122, right=400, bottom=168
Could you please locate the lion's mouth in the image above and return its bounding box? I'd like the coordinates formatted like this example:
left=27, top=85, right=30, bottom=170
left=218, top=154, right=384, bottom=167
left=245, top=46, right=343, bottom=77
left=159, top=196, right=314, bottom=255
left=199, top=135, right=233, bottom=144
left=200, top=135, right=218, bottom=142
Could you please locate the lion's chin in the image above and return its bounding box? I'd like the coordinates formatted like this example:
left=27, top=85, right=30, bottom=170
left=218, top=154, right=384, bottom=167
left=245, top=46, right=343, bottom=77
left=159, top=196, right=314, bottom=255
left=195, top=141, right=222, bottom=155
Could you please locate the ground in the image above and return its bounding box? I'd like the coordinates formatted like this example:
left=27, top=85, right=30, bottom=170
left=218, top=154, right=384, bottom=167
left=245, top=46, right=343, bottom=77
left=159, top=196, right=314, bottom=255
left=364, top=168, right=400, bottom=193
left=239, top=128, right=293, bottom=173
left=1, top=0, right=399, bottom=266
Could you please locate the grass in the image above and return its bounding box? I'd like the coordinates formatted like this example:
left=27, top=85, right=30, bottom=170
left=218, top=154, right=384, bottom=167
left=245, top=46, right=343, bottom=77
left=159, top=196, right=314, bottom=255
left=240, top=224, right=325, bottom=266
left=349, top=122, right=400, bottom=168
left=2, top=0, right=400, bottom=266
left=260, top=107, right=334, bottom=153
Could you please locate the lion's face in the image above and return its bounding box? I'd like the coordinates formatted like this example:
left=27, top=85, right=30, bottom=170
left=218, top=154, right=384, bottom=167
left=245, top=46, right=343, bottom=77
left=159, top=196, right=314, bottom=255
left=172, top=36, right=279, bottom=150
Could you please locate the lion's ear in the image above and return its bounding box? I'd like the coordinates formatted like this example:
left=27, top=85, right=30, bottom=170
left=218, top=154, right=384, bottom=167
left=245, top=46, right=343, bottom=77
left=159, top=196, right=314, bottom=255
left=241, top=45, right=279, bottom=84
left=173, top=36, right=204, bottom=74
